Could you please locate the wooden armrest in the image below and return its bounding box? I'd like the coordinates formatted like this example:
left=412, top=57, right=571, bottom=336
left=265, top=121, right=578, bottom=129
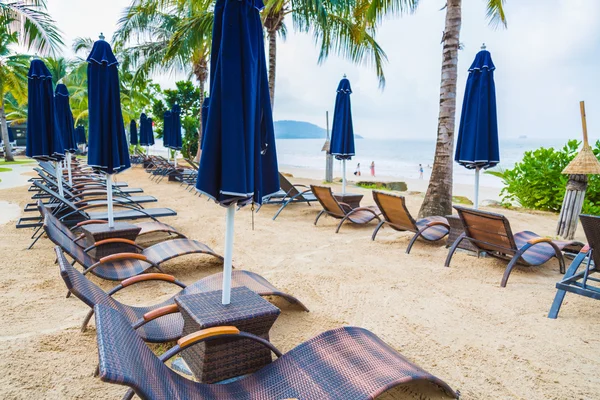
left=74, top=233, right=86, bottom=243
left=75, top=220, right=106, bottom=228
left=94, top=238, right=137, bottom=248
left=98, top=253, right=149, bottom=264
left=581, top=244, right=590, bottom=253
left=143, top=304, right=179, bottom=322
left=178, top=326, right=240, bottom=348
left=527, top=237, right=554, bottom=245
left=121, top=273, right=176, bottom=288
left=426, top=221, right=450, bottom=228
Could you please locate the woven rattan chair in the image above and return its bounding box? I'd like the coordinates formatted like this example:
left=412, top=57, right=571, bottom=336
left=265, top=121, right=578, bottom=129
left=311, top=185, right=381, bottom=233
left=94, top=304, right=458, bottom=399
left=447, top=206, right=584, bottom=287
left=548, top=214, right=600, bottom=318
left=371, top=191, right=450, bottom=253
left=43, top=214, right=223, bottom=281
left=55, top=247, right=307, bottom=340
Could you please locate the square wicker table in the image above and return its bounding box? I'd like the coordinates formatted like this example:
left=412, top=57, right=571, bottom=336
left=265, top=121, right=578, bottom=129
left=80, top=222, right=141, bottom=258
left=446, top=214, right=479, bottom=252
left=175, top=286, right=281, bottom=383
left=334, top=192, right=364, bottom=209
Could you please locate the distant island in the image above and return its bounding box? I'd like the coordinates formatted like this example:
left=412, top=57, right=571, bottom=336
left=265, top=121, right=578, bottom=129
left=274, top=120, right=363, bottom=139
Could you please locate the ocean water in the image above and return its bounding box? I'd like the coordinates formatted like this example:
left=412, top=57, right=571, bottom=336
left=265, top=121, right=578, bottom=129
left=275, top=138, right=572, bottom=188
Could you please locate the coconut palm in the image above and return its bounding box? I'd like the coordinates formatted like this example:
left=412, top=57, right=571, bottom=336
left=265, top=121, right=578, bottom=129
left=0, top=0, right=63, bottom=54
left=0, top=29, right=30, bottom=161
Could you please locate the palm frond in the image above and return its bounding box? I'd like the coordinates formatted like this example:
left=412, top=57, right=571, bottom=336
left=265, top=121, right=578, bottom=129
left=485, top=0, right=507, bottom=28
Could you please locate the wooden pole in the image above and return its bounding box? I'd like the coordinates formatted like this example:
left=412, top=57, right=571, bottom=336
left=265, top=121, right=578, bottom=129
left=580, top=101, right=589, bottom=145
left=325, top=111, right=333, bottom=183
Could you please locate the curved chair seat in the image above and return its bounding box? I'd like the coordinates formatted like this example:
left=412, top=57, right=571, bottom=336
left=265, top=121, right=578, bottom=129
left=55, top=247, right=308, bottom=343
left=95, top=305, right=458, bottom=399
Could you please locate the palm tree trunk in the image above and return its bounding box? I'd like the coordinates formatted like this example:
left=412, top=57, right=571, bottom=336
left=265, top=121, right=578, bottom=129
left=0, top=95, right=15, bottom=162
left=418, top=0, right=461, bottom=218
left=194, top=79, right=205, bottom=162
left=268, top=29, right=276, bottom=109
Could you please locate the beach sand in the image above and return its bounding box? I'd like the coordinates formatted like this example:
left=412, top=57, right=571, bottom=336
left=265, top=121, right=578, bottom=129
left=0, top=166, right=598, bottom=399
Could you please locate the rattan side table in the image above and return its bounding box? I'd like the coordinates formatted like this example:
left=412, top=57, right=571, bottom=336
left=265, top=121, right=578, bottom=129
left=446, top=214, right=479, bottom=252
left=334, top=192, right=364, bottom=209
left=80, top=222, right=141, bottom=258
left=175, top=286, right=281, bottom=383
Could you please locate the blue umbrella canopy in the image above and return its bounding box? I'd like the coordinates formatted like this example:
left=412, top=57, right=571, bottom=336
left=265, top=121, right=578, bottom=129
left=139, top=113, right=149, bottom=145
left=147, top=118, right=155, bottom=146
left=195, top=0, right=279, bottom=206
left=129, top=120, right=138, bottom=145
left=75, top=126, right=86, bottom=145
left=26, top=59, right=64, bottom=161
left=200, top=96, right=209, bottom=150
left=54, top=84, right=77, bottom=153
left=330, top=77, right=355, bottom=160
left=454, top=49, right=499, bottom=170
left=86, top=39, right=130, bottom=174
left=168, top=104, right=182, bottom=150
left=162, top=110, right=172, bottom=148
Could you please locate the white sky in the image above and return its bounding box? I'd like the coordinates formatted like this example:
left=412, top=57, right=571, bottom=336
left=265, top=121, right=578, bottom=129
left=46, top=0, right=600, bottom=140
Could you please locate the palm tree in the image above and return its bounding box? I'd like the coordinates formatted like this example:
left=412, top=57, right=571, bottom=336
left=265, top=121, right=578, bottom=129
left=0, top=30, right=30, bottom=161
left=417, top=0, right=506, bottom=217
left=262, top=0, right=387, bottom=108
left=0, top=0, right=63, bottom=54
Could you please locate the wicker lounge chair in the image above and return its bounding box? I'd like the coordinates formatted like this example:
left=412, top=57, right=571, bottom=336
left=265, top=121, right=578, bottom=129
left=548, top=214, right=600, bottom=318
left=311, top=185, right=381, bottom=233
left=43, top=214, right=222, bottom=281
left=371, top=191, right=450, bottom=253
left=447, top=206, right=584, bottom=287
left=93, top=304, right=458, bottom=400
left=263, top=174, right=319, bottom=220
left=55, top=247, right=307, bottom=341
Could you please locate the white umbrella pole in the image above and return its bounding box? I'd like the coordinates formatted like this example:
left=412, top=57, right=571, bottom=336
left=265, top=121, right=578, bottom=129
left=222, top=203, right=235, bottom=305
left=55, top=161, right=64, bottom=197
left=173, top=151, right=177, bottom=167
left=106, top=174, right=114, bottom=228
left=474, top=167, right=480, bottom=209
left=342, top=159, right=347, bottom=194
left=147, top=145, right=149, bottom=155
left=67, top=153, right=73, bottom=186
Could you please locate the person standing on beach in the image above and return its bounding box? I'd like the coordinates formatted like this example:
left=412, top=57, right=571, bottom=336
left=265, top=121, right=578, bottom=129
left=370, top=161, right=375, bottom=177
left=419, top=164, right=424, bottom=179
left=354, top=163, right=361, bottom=176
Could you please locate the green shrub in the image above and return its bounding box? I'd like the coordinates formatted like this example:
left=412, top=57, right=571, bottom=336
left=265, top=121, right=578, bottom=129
left=487, top=139, right=600, bottom=214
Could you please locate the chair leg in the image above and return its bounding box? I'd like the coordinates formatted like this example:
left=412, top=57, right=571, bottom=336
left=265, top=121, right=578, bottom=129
left=314, top=210, right=325, bottom=226
left=273, top=201, right=290, bottom=221
left=335, top=215, right=353, bottom=233
left=444, top=234, right=466, bottom=267
left=371, top=221, right=385, bottom=241
left=81, top=309, right=94, bottom=332
left=500, top=251, right=525, bottom=287
left=28, top=230, right=44, bottom=249
left=406, top=231, right=424, bottom=254
left=548, top=250, right=589, bottom=319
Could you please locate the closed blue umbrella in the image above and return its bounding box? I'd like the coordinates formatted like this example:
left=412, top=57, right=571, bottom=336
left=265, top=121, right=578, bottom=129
left=75, top=126, right=86, bottom=145
left=26, top=59, right=66, bottom=196
left=455, top=45, right=499, bottom=208
left=330, top=76, right=355, bottom=194
left=200, top=96, right=209, bottom=150
left=147, top=117, right=155, bottom=146
left=162, top=110, right=172, bottom=148
left=7, top=126, right=14, bottom=142
left=129, top=120, right=138, bottom=145
left=86, top=37, right=131, bottom=227
left=139, top=113, right=150, bottom=154
left=169, top=104, right=182, bottom=151
left=55, top=83, right=77, bottom=185
left=196, top=0, right=278, bottom=304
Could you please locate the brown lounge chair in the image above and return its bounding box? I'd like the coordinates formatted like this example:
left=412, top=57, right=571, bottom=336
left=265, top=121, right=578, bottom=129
left=446, top=206, right=584, bottom=287
left=55, top=247, right=307, bottom=342
left=311, top=185, right=381, bottom=233
left=94, top=304, right=459, bottom=400
left=371, top=191, right=450, bottom=253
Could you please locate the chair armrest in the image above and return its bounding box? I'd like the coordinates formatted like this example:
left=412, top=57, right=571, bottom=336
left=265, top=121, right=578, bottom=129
left=178, top=327, right=240, bottom=347
left=426, top=221, right=450, bottom=229
left=107, top=274, right=186, bottom=296
left=142, top=304, right=180, bottom=322
left=75, top=220, right=106, bottom=228
left=84, top=253, right=151, bottom=275
left=527, top=237, right=554, bottom=245
left=84, top=238, right=143, bottom=253
left=338, top=202, right=354, bottom=213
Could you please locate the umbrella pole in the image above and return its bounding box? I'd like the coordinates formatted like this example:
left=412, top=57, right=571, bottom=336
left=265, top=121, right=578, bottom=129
left=55, top=161, right=64, bottom=197
left=222, top=204, right=235, bottom=305
left=342, top=159, right=347, bottom=194
left=173, top=150, right=177, bottom=167
left=67, top=153, right=73, bottom=186
left=474, top=167, right=480, bottom=209
left=106, top=174, right=114, bottom=228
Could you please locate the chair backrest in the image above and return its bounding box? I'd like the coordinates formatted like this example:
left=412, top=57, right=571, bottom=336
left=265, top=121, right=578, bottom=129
left=454, top=206, right=517, bottom=253
left=54, top=246, right=120, bottom=311
left=43, top=214, right=96, bottom=268
left=372, top=191, right=418, bottom=232
left=95, top=305, right=189, bottom=398
left=37, top=201, right=79, bottom=242
left=32, top=180, right=82, bottom=213
left=310, top=185, right=346, bottom=217
left=579, top=214, right=600, bottom=266
left=279, top=174, right=300, bottom=197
